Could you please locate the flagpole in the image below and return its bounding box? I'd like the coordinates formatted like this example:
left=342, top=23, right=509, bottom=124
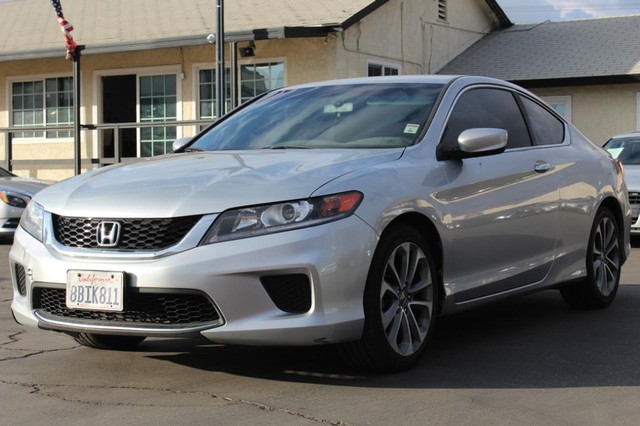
left=215, top=0, right=225, bottom=119
left=73, top=45, right=84, bottom=175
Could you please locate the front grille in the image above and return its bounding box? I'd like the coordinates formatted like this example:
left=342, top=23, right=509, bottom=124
left=33, top=287, right=220, bottom=325
left=53, top=215, right=201, bottom=250
left=15, top=263, right=26, bottom=296
left=629, top=192, right=640, bottom=223
left=260, top=274, right=312, bottom=314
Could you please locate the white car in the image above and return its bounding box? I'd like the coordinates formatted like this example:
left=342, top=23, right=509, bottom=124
left=603, top=133, right=640, bottom=234
left=0, top=167, right=50, bottom=236
left=10, top=76, right=631, bottom=371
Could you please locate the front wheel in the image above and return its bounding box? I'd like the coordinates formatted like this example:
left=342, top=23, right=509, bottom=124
left=73, top=333, right=146, bottom=350
left=560, top=207, right=621, bottom=309
left=338, top=225, right=439, bottom=372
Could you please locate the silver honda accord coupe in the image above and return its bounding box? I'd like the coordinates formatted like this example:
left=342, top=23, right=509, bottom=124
left=10, top=76, right=631, bottom=371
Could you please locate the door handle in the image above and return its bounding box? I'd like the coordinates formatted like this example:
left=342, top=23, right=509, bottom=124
left=534, top=161, right=552, bottom=173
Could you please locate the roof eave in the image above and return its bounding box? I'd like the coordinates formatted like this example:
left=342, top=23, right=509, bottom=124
left=484, top=0, right=513, bottom=28
left=0, top=26, right=337, bottom=62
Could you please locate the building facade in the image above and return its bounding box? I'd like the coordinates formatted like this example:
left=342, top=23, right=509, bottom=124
left=0, top=0, right=509, bottom=180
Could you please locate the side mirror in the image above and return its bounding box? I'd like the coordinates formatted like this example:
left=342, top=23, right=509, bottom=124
left=172, top=137, right=192, bottom=152
left=436, top=128, right=507, bottom=161
left=458, top=128, right=508, bottom=155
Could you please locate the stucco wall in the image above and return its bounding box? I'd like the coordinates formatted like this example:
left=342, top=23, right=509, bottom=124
left=336, top=0, right=499, bottom=77
left=532, top=84, right=640, bottom=146
left=0, top=38, right=335, bottom=180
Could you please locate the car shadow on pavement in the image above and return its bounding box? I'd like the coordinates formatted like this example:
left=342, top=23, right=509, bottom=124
left=144, top=285, right=640, bottom=389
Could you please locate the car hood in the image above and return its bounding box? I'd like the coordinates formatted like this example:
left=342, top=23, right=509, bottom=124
left=37, top=149, right=402, bottom=218
left=0, top=177, right=52, bottom=196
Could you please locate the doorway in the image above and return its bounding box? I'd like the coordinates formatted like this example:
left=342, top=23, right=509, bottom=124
left=102, top=75, right=137, bottom=158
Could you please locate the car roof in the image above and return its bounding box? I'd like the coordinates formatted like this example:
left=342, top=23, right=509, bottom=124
left=608, top=132, right=640, bottom=140
left=286, top=75, right=517, bottom=90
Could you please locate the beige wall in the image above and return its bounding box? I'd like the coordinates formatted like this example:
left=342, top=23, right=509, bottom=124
left=0, top=38, right=335, bottom=180
left=532, top=84, right=640, bottom=146
left=336, top=0, right=499, bottom=77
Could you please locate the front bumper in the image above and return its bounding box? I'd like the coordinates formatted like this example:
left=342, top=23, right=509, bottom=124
left=10, top=215, right=377, bottom=346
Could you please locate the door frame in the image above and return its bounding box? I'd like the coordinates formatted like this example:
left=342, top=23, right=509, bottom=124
left=92, top=65, right=183, bottom=159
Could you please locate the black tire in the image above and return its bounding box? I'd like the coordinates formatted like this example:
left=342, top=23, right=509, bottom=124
left=74, top=333, right=146, bottom=350
left=560, top=207, right=621, bottom=309
left=338, top=225, right=439, bottom=372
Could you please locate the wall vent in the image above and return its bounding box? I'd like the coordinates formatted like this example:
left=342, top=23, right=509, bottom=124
left=438, top=0, right=447, bottom=21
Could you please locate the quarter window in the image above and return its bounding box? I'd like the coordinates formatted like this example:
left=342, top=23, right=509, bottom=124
left=441, top=88, right=532, bottom=151
left=12, top=77, right=73, bottom=139
left=520, top=96, right=565, bottom=145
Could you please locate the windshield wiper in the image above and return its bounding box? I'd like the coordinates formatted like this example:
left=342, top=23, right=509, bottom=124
left=183, top=147, right=204, bottom=152
left=264, top=145, right=313, bottom=150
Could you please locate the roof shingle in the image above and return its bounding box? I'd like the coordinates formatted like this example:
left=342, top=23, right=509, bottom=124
left=438, top=15, right=640, bottom=81
left=0, top=0, right=380, bottom=58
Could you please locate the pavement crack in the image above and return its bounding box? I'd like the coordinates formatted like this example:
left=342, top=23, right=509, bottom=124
left=0, top=380, right=352, bottom=424
left=0, top=330, right=81, bottom=360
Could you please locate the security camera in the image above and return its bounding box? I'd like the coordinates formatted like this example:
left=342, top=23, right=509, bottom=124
left=206, top=34, right=216, bottom=44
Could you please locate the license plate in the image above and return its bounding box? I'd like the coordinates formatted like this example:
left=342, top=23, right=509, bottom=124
left=66, top=270, right=124, bottom=312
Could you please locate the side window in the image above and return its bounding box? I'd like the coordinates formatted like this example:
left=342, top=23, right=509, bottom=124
left=441, top=88, right=532, bottom=151
left=520, top=96, right=565, bottom=145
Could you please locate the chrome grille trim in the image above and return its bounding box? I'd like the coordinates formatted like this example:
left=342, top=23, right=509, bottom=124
left=32, top=287, right=224, bottom=336
left=42, top=213, right=217, bottom=260
left=53, top=214, right=202, bottom=250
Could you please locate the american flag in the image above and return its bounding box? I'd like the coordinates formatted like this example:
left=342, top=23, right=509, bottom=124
left=50, top=0, right=77, bottom=60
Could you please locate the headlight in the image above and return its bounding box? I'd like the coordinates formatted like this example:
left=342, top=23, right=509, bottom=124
left=201, top=191, right=363, bottom=244
left=0, top=190, right=30, bottom=208
left=20, top=201, right=45, bottom=242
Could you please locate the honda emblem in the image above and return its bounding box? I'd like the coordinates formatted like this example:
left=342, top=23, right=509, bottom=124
left=96, top=221, right=121, bottom=247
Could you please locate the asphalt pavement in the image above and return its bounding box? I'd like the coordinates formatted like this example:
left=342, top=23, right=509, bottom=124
left=2, top=237, right=640, bottom=426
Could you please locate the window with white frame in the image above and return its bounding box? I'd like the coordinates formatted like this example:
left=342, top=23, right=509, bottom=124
left=540, top=95, right=572, bottom=122
left=198, top=68, right=232, bottom=120
left=367, top=63, right=400, bottom=77
left=240, top=62, right=285, bottom=104
left=197, top=61, right=285, bottom=119
left=11, top=76, right=73, bottom=139
left=139, top=74, right=177, bottom=157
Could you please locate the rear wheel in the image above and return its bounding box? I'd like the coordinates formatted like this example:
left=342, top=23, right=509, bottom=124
left=560, top=207, right=621, bottom=309
left=338, top=225, right=438, bottom=372
left=73, top=333, right=146, bottom=350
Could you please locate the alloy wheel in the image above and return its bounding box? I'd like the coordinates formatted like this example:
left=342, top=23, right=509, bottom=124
left=380, top=242, right=434, bottom=356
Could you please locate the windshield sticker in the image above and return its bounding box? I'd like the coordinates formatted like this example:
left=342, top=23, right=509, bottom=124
left=404, top=124, right=420, bottom=134
left=606, top=148, right=623, bottom=159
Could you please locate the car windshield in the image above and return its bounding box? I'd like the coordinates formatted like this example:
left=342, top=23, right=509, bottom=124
left=190, top=83, right=444, bottom=151
left=604, top=137, right=640, bottom=165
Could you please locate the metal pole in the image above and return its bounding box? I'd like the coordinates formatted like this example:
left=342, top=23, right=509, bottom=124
left=73, top=45, right=84, bottom=175
left=230, top=41, right=238, bottom=109
left=5, top=132, right=12, bottom=172
left=114, top=125, right=121, bottom=164
left=215, top=0, right=225, bottom=118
